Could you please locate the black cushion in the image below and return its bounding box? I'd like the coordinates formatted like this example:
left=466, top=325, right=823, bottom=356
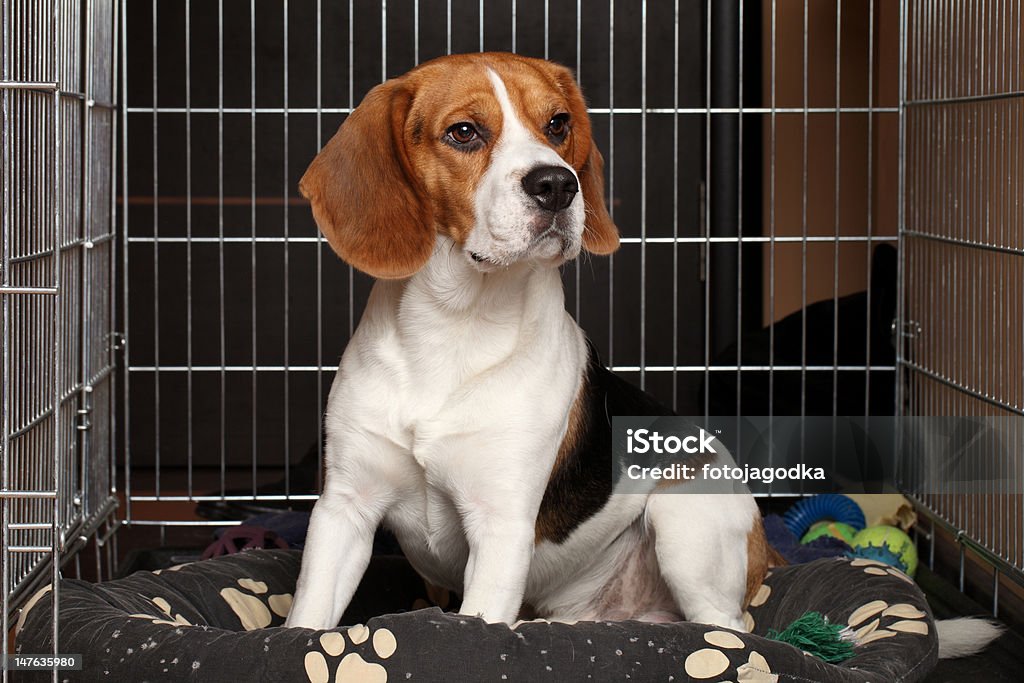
left=15, top=549, right=937, bottom=682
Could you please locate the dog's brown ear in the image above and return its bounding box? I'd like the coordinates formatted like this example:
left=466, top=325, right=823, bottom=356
left=544, top=61, right=619, bottom=255
left=299, top=79, right=434, bottom=279
left=577, top=144, right=619, bottom=255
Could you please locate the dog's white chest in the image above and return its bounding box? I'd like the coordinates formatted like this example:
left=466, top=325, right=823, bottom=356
left=319, top=256, right=588, bottom=596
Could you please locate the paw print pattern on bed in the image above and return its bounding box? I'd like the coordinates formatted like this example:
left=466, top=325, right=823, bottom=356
left=850, top=557, right=916, bottom=583
left=303, top=625, right=398, bottom=683
left=13, top=551, right=940, bottom=682
left=126, top=596, right=194, bottom=626
left=682, top=630, right=780, bottom=682
left=846, top=596, right=930, bottom=646
left=219, top=576, right=293, bottom=630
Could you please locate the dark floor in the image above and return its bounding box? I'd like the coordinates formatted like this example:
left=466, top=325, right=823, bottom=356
left=918, top=566, right=1024, bottom=682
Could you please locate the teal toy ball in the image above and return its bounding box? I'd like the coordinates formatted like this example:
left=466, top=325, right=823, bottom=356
left=801, top=521, right=858, bottom=545
left=849, top=525, right=918, bottom=576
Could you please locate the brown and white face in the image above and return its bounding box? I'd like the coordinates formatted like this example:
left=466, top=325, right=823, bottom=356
left=299, top=52, right=619, bottom=279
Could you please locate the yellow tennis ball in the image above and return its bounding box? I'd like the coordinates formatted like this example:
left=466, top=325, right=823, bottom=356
left=851, top=525, right=918, bottom=576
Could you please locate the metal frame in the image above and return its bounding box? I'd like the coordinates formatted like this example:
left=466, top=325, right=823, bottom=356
left=1, top=0, right=120, bottom=675
left=898, top=0, right=1024, bottom=615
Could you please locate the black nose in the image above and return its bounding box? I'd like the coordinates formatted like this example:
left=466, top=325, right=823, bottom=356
left=521, top=166, right=579, bottom=212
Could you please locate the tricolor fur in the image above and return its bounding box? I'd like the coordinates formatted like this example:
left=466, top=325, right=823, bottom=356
left=287, top=52, right=772, bottom=631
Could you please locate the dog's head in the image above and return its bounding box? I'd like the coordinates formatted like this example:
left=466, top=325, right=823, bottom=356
left=300, top=52, right=619, bottom=279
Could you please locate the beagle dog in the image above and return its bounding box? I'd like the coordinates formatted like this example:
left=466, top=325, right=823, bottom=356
left=285, top=52, right=772, bottom=632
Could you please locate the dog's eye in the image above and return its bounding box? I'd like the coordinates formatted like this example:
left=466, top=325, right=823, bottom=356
left=546, top=114, right=570, bottom=143
left=446, top=122, right=480, bottom=146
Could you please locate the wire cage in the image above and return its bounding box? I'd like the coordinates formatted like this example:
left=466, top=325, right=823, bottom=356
left=900, top=0, right=1024, bottom=601
left=119, top=0, right=902, bottom=514
left=1, top=0, right=1023, bottom=671
left=1, top=0, right=120, bottom=664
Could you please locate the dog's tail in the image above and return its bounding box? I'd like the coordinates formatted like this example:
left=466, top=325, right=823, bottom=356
left=936, top=617, right=1003, bottom=659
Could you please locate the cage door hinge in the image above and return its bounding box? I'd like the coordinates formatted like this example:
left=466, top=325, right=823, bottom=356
left=76, top=385, right=93, bottom=432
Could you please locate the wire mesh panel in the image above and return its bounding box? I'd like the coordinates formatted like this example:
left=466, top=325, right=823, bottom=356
left=122, top=0, right=898, bottom=522
left=0, top=0, right=120, bottom=657
left=900, top=0, right=1024, bottom=582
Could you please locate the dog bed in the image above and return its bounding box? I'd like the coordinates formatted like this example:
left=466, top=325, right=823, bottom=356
left=15, top=549, right=937, bottom=682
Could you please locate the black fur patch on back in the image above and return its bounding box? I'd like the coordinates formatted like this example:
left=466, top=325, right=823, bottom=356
left=535, top=339, right=674, bottom=544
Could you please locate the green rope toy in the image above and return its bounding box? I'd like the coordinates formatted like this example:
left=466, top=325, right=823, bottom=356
left=766, top=611, right=855, bottom=664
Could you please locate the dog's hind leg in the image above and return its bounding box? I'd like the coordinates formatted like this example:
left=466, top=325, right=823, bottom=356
left=645, top=491, right=760, bottom=632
